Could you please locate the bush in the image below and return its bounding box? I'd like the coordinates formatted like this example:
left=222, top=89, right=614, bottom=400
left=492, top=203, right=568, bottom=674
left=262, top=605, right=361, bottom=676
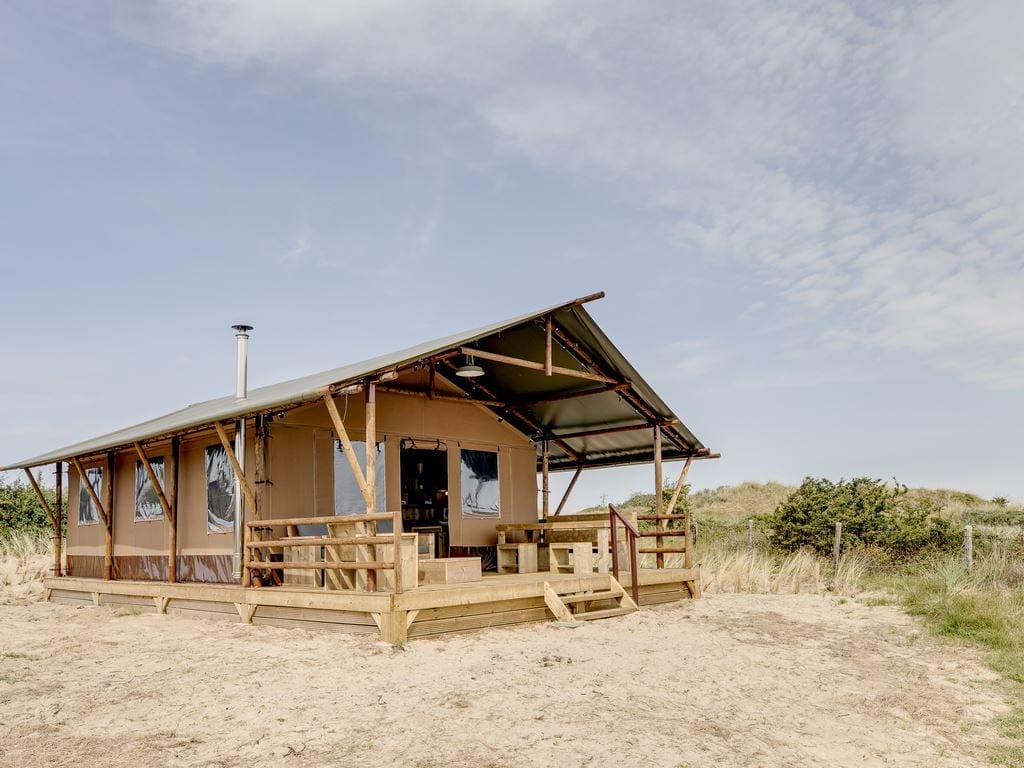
left=766, top=477, right=962, bottom=558
left=0, top=474, right=59, bottom=535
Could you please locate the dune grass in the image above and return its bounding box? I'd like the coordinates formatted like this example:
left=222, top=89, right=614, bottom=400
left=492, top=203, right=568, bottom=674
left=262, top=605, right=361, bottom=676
left=880, top=549, right=1024, bottom=766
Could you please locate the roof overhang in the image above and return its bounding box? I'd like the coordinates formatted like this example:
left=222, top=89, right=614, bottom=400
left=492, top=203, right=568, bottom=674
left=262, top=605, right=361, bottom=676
left=2, top=292, right=717, bottom=471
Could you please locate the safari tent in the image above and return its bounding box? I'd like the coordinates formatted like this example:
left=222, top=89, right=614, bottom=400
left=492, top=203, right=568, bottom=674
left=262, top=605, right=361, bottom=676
left=4, top=292, right=717, bottom=641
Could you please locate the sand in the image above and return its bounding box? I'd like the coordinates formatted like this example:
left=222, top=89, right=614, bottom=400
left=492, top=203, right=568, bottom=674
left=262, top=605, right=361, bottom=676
left=0, top=565, right=1011, bottom=767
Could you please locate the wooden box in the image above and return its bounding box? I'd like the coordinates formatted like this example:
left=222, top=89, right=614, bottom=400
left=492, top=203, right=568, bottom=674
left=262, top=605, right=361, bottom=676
left=418, top=556, right=482, bottom=585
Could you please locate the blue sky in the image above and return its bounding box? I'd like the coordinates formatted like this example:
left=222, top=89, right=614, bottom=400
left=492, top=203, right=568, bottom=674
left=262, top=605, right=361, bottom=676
left=1, top=1, right=1022, bottom=505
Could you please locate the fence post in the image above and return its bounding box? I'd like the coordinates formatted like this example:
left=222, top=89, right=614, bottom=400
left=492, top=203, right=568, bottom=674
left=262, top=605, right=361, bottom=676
left=747, top=519, right=754, bottom=553
left=964, top=525, right=973, bottom=573
left=833, top=521, right=842, bottom=571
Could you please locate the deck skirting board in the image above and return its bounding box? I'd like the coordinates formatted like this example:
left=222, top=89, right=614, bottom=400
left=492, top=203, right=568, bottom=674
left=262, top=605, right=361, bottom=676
left=42, top=568, right=700, bottom=640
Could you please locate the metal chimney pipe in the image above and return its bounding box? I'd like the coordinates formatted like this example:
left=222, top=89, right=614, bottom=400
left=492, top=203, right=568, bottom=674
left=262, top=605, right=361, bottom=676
left=231, top=324, right=252, bottom=580
left=232, top=325, right=252, bottom=401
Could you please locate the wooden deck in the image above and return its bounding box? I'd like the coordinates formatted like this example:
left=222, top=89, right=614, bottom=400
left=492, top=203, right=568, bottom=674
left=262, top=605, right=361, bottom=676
left=43, top=567, right=700, bottom=642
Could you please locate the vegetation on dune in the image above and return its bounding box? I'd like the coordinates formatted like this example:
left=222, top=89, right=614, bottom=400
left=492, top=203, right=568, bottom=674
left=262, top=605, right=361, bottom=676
left=0, top=474, right=61, bottom=535
left=628, top=476, right=1023, bottom=767
left=766, top=477, right=962, bottom=558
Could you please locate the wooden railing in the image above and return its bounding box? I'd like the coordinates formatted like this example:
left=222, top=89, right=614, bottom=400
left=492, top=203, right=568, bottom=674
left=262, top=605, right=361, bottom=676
left=608, top=504, right=640, bottom=604
left=245, top=508, right=412, bottom=593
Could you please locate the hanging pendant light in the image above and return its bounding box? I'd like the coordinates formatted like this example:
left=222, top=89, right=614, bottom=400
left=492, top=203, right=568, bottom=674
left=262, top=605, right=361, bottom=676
left=455, top=353, right=485, bottom=378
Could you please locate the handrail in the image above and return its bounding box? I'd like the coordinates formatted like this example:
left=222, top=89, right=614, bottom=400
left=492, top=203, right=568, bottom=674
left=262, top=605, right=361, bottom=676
left=246, top=512, right=393, bottom=527
left=246, top=510, right=410, bottom=593
left=608, top=504, right=640, bottom=604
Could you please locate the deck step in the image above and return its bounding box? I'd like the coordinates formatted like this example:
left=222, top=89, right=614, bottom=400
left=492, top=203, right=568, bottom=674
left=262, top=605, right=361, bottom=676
left=573, top=606, right=636, bottom=622
left=637, top=514, right=689, bottom=521
left=638, top=547, right=687, bottom=554
left=559, top=589, right=622, bottom=605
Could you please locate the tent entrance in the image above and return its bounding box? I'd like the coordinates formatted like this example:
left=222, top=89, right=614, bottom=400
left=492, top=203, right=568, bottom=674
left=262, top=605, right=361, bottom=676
left=400, top=442, right=449, bottom=558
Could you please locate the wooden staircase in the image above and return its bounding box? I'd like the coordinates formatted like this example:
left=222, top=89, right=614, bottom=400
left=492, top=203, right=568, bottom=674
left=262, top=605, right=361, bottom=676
left=543, top=577, right=638, bottom=624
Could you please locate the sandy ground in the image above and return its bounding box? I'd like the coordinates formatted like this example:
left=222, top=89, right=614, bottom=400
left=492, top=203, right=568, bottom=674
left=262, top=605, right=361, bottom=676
left=0, top=572, right=1012, bottom=768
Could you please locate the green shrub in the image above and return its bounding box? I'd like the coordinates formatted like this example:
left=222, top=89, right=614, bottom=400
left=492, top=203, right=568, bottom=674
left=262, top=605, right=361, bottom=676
left=0, top=474, right=59, bottom=535
left=766, top=477, right=962, bottom=557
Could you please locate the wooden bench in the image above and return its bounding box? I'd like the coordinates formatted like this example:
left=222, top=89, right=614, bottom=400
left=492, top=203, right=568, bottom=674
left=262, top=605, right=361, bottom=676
left=496, top=542, right=538, bottom=574
left=418, top=557, right=482, bottom=585
left=548, top=531, right=611, bottom=575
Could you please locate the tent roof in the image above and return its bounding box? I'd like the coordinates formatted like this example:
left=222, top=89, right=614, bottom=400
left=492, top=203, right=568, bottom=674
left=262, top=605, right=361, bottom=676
left=2, top=293, right=714, bottom=471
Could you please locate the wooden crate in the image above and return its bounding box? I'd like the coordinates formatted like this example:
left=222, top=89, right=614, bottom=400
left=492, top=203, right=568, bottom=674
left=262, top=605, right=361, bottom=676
left=418, top=557, right=482, bottom=585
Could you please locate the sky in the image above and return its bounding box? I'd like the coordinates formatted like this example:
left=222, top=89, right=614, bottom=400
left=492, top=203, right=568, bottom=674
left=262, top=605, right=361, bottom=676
left=1, top=1, right=1022, bottom=506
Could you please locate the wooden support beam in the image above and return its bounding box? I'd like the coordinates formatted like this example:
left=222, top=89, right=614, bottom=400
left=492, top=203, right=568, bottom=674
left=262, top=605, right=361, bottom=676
left=254, top=418, right=267, bottom=522
left=376, top=385, right=504, bottom=408
left=544, top=316, right=553, bottom=376
left=24, top=468, right=56, bottom=527
left=167, top=437, right=179, bottom=583
left=70, top=457, right=109, bottom=528
left=365, top=384, right=376, bottom=515
left=457, top=347, right=616, bottom=384
left=214, top=422, right=257, bottom=515
left=548, top=323, right=695, bottom=454
left=323, top=394, right=373, bottom=509
left=436, top=360, right=581, bottom=462
left=541, top=440, right=550, bottom=519
left=25, top=467, right=62, bottom=578
left=552, top=419, right=677, bottom=441
left=54, top=462, right=63, bottom=577
left=514, top=382, right=628, bottom=408
left=364, top=383, right=378, bottom=593
left=553, top=465, right=582, bottom=517
left=654, top=425, right=664, bottom=570
left=104, top=451, right=115, bottom=580
left=132, top=442, right=174, bottom=522
left=665, top=456, right=693, bottom=515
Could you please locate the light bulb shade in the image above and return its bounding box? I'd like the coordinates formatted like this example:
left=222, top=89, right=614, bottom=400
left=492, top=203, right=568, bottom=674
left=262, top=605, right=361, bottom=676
left=455, top=354, right=485, bottom=378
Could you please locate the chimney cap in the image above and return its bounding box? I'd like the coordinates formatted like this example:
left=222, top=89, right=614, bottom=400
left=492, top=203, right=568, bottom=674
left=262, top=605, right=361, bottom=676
left=232, top=324, right=253, bottom=333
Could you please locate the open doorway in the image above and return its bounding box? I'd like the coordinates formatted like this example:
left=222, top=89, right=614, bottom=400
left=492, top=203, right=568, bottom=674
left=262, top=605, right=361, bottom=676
left=400, top=440, right=449, bottom=558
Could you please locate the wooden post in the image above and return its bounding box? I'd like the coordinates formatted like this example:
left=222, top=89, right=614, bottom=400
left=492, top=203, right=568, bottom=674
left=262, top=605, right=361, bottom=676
left=553, top=465, right=582, bottom=517
left=654, top=425, right=664, bottom=569
left=665, top=456, right=693, bottom=515
left=541, top=439, right=550, bottom=519
left=133, top=441, right=176, bottom=581
left=213, top=422, right=256, bottom=587
left=365, top=383, right=377, bottom=593
left=964, top=525, right=973, bottom=573
left=24, top=468, right=59, bottom=576
left=833, top=521, right=842, bottom=572
left=254, top=417, right=267, bottom=523
left=365, top=383, right=376, bottom=515
left=168, top=437, right=179, bottom=583
left=213, top=422, right=257, bottom=512
left=323, top=394, right=372, bottom=508
left=544, top=316, right=553, bottom=376
left=104, top=451, right=115, bottom=580
left=54, top=462, right=63, bottom=577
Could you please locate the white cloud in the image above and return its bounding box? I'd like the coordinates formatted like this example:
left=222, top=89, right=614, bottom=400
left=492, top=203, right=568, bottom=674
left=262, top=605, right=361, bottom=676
left=155, top=0, right=1024, bottom=387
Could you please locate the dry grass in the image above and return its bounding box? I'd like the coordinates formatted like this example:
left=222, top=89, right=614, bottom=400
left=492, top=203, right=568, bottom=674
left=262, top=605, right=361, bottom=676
left=0, top=530, right=53, bottom=603
left=696, top=548, right=869, bottom=596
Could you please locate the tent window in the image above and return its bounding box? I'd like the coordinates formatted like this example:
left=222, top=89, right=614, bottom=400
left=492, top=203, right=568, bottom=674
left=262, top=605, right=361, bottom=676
left=134, top=457, right=165, bottom=522
left=333, top=440, right=386, bottom=516
left=460, top=449, right=500, bottom=518
left=78, top=467, right=102, bottom=526
left=206, top=445, right=236, bottom=533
